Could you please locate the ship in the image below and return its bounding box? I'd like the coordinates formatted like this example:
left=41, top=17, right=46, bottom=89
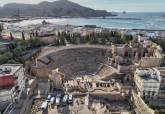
left=123, top=11, right=126, bottom=14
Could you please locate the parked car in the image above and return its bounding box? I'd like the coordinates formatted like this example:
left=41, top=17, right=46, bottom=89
left=56, top=93, right=62, bottom=98
left=41, top=101, right=48, bottom=111
left=56, top=96, right=61, bottom=106
left=68, top=94, right=73, bottom=104
left=62, top=94, right=68, bottom=106
left=47, top=94, right=51, bottom=102
left=50, top=97, right=55, bottom=105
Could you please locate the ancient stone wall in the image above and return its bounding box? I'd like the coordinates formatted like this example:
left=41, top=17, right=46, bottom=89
left=139, top=57, right=162, bottom=68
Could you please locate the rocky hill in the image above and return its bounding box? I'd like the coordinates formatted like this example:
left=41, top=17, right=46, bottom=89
left=0, top=0, right=114, bottom=18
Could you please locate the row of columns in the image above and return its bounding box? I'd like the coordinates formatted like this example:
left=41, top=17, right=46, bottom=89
left=96, top=83, right=112, bottom=88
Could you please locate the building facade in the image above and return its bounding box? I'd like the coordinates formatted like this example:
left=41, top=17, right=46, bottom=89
left=0, top=64, right=26, bottom=112
left=156, top=67, right=165, bottom=98
left=131, top=90, right=155, bottom=114
left=134, top=68, right=161, bottom=99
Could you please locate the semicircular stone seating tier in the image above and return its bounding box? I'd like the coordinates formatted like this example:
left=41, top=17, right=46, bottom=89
left=45, top=47, right=110, bottom=79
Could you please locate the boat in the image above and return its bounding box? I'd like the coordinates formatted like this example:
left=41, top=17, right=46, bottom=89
left=123, top=11, right=126, bottom=14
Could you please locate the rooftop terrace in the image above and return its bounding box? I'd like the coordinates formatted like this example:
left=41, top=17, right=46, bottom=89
left=0, top=64, right=23, bottom=77
left=136, top=68, right=161, bottom=82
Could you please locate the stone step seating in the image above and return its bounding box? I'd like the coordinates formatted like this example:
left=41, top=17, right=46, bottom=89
left=46, top=48, right=106, bottom=78
left=96, top=65, right=114, bottom=79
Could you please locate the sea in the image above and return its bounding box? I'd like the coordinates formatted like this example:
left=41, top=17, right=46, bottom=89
left=12, top=12, right=165, bottom=30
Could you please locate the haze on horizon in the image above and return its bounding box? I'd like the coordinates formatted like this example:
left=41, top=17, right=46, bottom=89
left=0, top=0, right=165, bottom=12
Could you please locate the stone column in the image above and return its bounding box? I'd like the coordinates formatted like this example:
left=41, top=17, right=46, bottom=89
left=135, top=52, right=139, bottom=62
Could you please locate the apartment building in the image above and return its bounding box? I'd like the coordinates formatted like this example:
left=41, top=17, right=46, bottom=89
left=134, top=68, right=161, bottom=99
left=0, top=64, right=26, bottom=112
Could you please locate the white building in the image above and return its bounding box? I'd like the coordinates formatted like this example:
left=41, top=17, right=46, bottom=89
left=0, top=64, right=26, bottom=112
left=138, top=35, right=150, bottom=42
left=134, top=68, right=161, bottom=99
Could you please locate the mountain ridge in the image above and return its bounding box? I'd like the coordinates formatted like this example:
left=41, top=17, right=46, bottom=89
left=0, top=0, right=115, bottom=18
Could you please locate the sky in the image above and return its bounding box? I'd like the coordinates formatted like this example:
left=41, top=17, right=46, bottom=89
left=0, top=0, right=165, bottom=12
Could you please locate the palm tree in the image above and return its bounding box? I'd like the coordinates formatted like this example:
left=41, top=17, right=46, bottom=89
left=35, top=31, right=39, bottom=37
left=0, top=23, right=4, bottom=38
left=10, top=32, right=14, bottom=40
left=22, top=31, right=25, bottom=40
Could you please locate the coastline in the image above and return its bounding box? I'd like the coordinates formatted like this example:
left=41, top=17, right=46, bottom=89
left=2, top=12, right=165, bottom=33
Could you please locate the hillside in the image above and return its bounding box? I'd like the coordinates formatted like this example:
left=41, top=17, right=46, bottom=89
left=0, top=0, right=114, bottom=18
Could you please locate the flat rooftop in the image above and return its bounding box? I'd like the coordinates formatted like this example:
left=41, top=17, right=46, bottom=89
left=0, top=64, right=23, bottom=77
left=136, top=68, right=161, bottom=82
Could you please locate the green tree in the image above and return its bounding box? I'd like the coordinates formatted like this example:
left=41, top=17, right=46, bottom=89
left=60, top=36, right=66, bottom=46
left=150, top=38, right=165, bottom=51
left=35, top=31, right=39, bottom=37
left=66, top=34, right=71, bottom=43
left=13, top=47, right=23, bottom=56
left=101, top=38, right=106, bottom=45
left=22, top=32, right=25, bottom=40
left=9, top=42, right=17, bottom=50
left=123, top=34, right=133, bottom=43
left=0, top=52, right=14, bottom=64
left=71, top=36, right=77, bottom=44
left=90, top=37, right=99, bottom=44
left=0, top=23, right=3, bottom=37
left=7, top=59, right=20, bottom=64
left=54, top=39, right=60, bottom=46
left=29, top=38, right=42, bottom=48
left=10, top=32, right=14, bottom=40
left=20, top=40, right=29, bottom=50
left=85, top=35, right=90, bottom=43
left=0, top=54, right=8, bottom=64
left=112, top=37, right=124, bottom=44
left=4, top=52, right=13, bottom=60
left=80, top=37, right=87, bottom=44
left=58, top=32, right=61, bottom=37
